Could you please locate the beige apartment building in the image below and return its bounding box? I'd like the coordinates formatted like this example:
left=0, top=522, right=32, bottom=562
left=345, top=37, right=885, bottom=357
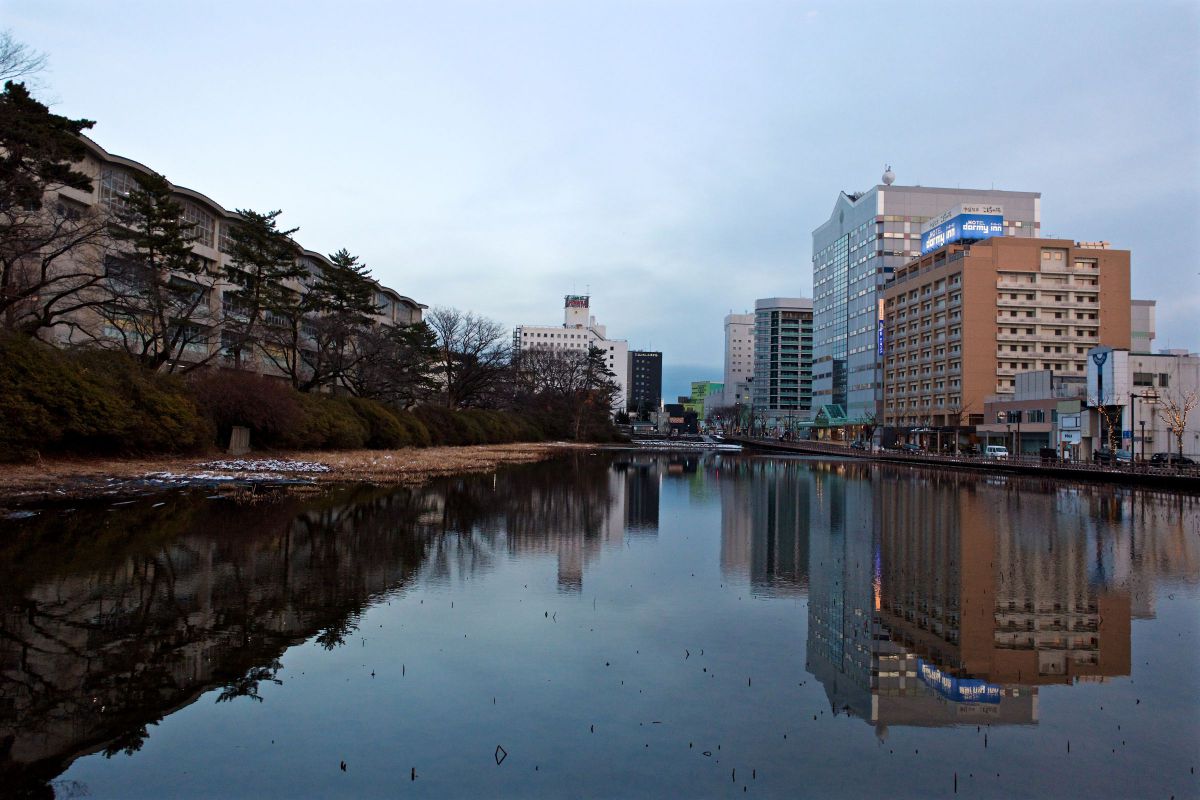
left=33, top=136, right=424, bottom=376
left=881, top=237, right=1130, bottom=434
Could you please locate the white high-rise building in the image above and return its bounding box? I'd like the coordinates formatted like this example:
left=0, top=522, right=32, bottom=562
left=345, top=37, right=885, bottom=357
left=723, top=312, right=755, bottom=407
left=513, top=295, right=629, bottom=411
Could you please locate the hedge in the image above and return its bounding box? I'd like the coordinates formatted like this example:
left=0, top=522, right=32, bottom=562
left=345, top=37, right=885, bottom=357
left=0, top=334, right=565, bottom=462
left=0, top=334, right=212, bottom=460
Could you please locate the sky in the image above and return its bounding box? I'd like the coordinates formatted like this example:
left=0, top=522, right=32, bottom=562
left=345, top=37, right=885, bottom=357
left=6, top=0, right=1199, bottom=401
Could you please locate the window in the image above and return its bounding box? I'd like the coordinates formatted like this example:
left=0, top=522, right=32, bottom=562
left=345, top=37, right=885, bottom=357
left=182, top=202, right=215, bottom=248
left=99, top=167, right=138, bottom=213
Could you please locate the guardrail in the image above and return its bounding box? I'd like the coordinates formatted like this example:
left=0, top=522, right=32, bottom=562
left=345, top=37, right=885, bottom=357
left=723, top=436, right=1200, bottom=490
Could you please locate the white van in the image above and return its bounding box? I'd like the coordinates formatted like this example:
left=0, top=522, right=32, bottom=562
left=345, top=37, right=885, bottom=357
left=984, top=445, right=1009, bottom=459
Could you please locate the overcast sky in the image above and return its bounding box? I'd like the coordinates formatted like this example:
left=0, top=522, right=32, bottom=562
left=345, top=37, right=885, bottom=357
left=7, top=0, right=1199, bottom=399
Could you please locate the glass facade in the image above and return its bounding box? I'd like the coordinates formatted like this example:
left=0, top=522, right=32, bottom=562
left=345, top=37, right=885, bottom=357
left=812, top=186, right=1041, bottom=423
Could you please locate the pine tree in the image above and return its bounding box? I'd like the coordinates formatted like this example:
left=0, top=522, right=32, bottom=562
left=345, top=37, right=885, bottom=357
left=221, top=209, right=302, bottom=370
left=0, top=81, right=109, bottom=333
left=100, top=171, right=218, bottom=370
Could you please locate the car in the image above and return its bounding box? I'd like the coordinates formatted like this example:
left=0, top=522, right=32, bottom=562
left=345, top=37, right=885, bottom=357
left=984, top=445, right=1009, bottom=460
left=850, top=440, right=869, bottom=451
left=899, top=443, right=922, bottom=454
left=1093, top=448, right=1133, bottom=465
left=1149, top=453, right=1196, bottom=467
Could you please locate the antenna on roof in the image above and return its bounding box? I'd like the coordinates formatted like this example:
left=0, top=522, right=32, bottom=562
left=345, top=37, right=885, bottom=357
left=882, top=165, right=895, bottom=186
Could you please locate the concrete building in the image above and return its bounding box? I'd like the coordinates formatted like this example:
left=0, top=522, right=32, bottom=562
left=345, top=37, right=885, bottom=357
left=626, top=350, right=663, bottom=413
left=880, top=237, right=1131, bottom=441
left=688, top=380, right=724, bottom=422
left=811, top=178, right=1041, bottom=423
left=513, top=295, right=629, bottom=411
left=31, top=136, right=425, bottom=377
left=975, top=370, right=1087, bottom=455
left=751, top=297, right=814, bottom=426
left=1131, top=299, right=1157, bottom=353
left=1084, top=346, right=1200, bottom=459
left=722, top=312, right=755, bottom=407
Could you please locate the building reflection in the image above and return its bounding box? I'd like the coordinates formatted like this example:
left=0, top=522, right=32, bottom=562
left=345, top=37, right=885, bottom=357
left=718, top=459, right=823, bottom=596
left=0, top=453, right=651, bottom=794
left=798, top=469, right=1200, bottom=733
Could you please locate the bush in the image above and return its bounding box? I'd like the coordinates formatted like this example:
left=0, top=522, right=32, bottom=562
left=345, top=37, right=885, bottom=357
left=0, top=334, right=211, bottom=460
left=281, top=394, right=368, bottom=450
left=188, top=369, right=301, bottom=447
left=346, top=397, right=412, bottom=449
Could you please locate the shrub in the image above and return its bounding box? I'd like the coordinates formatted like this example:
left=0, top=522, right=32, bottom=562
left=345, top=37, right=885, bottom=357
left=280, top=394, right=369, bottom=450
left=0, top=334, right=210, bottom=460
left=346, top=397, right=411, bottom=449
left=188, top=369, right=301, bottom=448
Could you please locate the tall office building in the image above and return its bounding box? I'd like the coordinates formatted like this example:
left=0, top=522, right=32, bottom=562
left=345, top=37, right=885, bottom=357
left=811, top=175, right=1041, bottom=422
left=722, top=312, right=755, bottom=407
left=627, top=350, right=663, bottom=412
left=751, top=297, right=813, bottom=423
left=514, top=295, right=629, bottom=411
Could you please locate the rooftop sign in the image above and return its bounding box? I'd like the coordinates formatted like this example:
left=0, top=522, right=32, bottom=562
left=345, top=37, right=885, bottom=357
left=921, top=204, right=1005, bottom=255
left=564, top=295, right=589, bottom=308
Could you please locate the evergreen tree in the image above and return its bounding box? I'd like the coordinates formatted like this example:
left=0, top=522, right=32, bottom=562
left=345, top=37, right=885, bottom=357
left=221, top=209, right=302, bottom=370
left=98, top=171, right=218, bottom=371
left=0, top=81, right=109, bottom=333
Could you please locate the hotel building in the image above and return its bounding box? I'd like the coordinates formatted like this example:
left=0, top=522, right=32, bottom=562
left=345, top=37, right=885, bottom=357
left=811, top=179, right=1040, bottom=423
left=880, top=236, right=1131, bottom=434
left=513, top=295, right=629, bottom=411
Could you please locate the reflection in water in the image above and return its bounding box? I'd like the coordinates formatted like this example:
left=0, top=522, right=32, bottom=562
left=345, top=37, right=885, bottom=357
left=0, top=453, right=1196, bottom=797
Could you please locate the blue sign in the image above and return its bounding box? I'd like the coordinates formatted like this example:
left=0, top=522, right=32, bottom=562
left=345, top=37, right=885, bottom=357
left=921, top=213, right=1005, bottom=254
left=877, top=319, right=885, bottom=355
left=918, top=660, right=1002, bottom=704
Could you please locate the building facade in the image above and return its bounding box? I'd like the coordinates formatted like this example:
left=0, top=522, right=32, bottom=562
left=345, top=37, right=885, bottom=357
left=626, top=350, right=663, bottom=413
left=1084, top=346, right=1200, bottom=459
left=880, top=237, right=1131, bottom=437
left=811, top=182, right=1041, bottom=422
left=31, top=137, right=425, bottom=378
left=513, top=295, right=629, bottom=411
left=722, top=312, right=755, bottom=408
left=751, top=297, right=813, bottom=424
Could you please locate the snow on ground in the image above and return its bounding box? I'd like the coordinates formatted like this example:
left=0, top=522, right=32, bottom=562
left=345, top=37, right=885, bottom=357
left=194, top=459, right=331, bottom=473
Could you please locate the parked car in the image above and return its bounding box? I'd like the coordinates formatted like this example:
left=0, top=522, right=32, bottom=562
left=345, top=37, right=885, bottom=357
left=1149, top=453, right=1196, bottom=467
left=850, top=440, right=869, bottom=451
left=984, top=445, right=1009, bottom=460
left=1093, top=448, right=1132, bottom=465
left=898, top=443, right=922, bottom=454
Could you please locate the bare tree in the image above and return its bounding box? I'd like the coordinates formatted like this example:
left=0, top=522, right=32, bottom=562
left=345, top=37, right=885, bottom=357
left=425, top=307, right=509, bottom=408
left=1158, top=389, right=1197, bottom=458
left=344, top=321, right=439, bottom=406
left=0, top=30, right=48, bottom=84
left=511, top=344, right=619, bottom=439
left=1092, top=390, right=1125, bottom=454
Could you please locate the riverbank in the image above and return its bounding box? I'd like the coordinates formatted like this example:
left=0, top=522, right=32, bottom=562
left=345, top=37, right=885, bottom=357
left=0, top=442, right=583, bottom=508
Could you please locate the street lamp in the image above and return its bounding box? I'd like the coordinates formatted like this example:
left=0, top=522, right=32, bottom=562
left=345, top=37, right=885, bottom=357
left=1129, top=388, right=1160, bottom=469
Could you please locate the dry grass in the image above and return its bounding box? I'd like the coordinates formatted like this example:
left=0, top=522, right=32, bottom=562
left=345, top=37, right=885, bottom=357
left=0, top=442, right=584, bottom=506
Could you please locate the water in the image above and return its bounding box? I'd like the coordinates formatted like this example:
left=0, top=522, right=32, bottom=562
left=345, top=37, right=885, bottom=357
left=1, top=452, right=1197, bottom=799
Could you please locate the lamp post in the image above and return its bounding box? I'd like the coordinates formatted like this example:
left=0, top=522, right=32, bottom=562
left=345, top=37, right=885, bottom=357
left=1129, top=388, right=1159, bottom=470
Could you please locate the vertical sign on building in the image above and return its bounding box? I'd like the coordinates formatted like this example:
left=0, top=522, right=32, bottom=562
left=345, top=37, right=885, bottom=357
left=876, top=299, right=886, bottom=356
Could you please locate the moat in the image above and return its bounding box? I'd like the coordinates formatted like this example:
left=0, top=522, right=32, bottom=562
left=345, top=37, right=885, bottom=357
left=2, top=452, right=1197, bottom=799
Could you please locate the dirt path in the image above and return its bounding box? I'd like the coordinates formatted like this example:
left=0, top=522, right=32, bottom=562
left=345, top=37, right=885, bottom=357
left=0, top=442, right=585, bottom=507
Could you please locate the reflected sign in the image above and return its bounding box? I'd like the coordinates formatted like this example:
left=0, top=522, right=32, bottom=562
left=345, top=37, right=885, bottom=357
left=918, top=660, right=1002, bottom=704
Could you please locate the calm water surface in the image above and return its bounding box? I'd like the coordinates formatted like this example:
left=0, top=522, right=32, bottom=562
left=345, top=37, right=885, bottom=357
left=1, top=453, right=1197, bottom=799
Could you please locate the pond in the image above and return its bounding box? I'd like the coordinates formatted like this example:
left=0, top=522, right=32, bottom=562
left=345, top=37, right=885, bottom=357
left=1, top=452, right=1197, bottom=799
